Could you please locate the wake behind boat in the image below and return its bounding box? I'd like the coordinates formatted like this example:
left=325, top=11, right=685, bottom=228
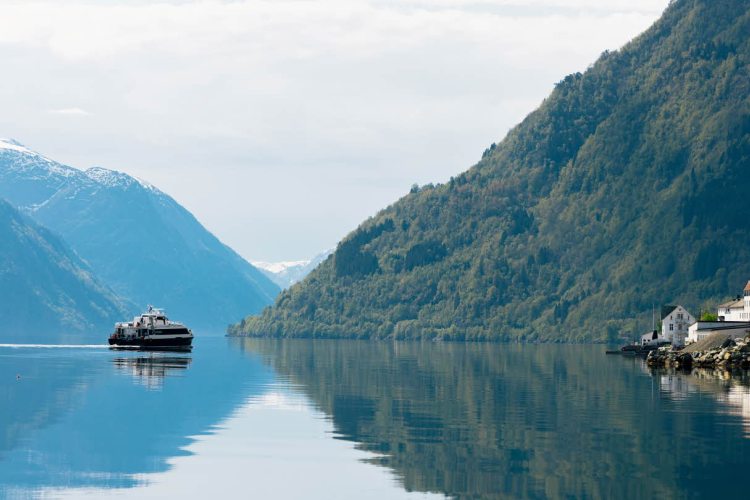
left=108, top=306, right=193, bottom=351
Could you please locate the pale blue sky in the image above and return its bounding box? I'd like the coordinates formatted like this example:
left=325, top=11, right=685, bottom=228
left=0, top=0, right=669, bottom=261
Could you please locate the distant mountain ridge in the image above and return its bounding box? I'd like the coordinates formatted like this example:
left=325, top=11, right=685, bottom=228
left=253, top=250, right=333, bottom=289
left=233, top=0, right=750, bottom=342
left=0, top=139, right=280, bottom=334
left=0, top=199, right=129, bottom=342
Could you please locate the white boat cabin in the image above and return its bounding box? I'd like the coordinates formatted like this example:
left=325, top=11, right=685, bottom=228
left=131, top=310, right=170, bottom=328
left=116, top=306, right=178, bottom=333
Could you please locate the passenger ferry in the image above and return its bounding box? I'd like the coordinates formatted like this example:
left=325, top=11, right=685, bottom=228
left=108, top=306, right=193, bottom=350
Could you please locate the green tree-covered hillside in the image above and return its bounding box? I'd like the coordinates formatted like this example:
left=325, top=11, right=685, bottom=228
left=232, top=0, right=750, bottom=342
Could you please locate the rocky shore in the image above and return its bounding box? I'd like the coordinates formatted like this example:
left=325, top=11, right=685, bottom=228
left=647, top=336, right=750, bottom=370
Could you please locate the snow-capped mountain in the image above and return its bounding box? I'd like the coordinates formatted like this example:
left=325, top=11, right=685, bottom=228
left=253, top=250, right=333, bottom=289
left=0, top=139, right=280, bottom=333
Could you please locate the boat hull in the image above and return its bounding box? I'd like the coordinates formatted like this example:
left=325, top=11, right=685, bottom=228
left=108, top=335, right=193, bottom=350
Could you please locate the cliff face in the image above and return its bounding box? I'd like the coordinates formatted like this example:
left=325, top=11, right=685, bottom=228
left=0, top=200, right=128, bottom=342
left=235, top=0, right=750, bottom=341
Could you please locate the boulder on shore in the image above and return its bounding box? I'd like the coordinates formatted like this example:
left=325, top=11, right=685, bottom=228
left=647, top=336, right=750, bottom=370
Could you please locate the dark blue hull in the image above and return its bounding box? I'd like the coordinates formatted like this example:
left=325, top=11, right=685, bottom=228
left=108, top=335, right=193, bottom=351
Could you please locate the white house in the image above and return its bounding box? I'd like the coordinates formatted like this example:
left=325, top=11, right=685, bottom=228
left=661, top=305, right=695, bottom=347
left=716, top=281, right=750, bottom=321
left=685, top=281, right=750, bottom=344
left=717, top=297, right=745, bottom=321
left=687, top=321, right=750, bottom=344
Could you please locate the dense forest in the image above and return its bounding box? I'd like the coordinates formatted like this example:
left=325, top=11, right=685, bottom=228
left=232, top=0, right=750, bottom=342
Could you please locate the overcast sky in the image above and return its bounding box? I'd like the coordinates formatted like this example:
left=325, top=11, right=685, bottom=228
left=0, top=0, right=669, bottom=261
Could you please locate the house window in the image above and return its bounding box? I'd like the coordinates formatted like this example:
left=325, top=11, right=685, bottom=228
left=669, top=324, right=674, bottom=331
left=677, top=313, right=683, bottom=320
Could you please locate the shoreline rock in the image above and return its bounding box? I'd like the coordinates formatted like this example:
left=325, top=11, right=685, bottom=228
left=647, top=337, right=750, bottom=370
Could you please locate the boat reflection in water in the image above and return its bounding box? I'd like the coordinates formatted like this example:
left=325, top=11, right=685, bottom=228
left=112, top=355, right=192, bottom=390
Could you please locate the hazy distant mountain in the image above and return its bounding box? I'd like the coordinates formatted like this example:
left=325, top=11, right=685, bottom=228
left=233, top=0, right=750, bottom=342
left=0, top=140, right=279, bottom=332
left=253, top=250, right=332, bottom=289
left=0, top=199, right=129, bottom=342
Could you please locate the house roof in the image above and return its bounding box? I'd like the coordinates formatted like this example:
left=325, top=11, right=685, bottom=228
left=695, top=322, right=750, bottom=331
left=661, top=305, right=678, bottom=320
left=660, top=304, right=694, bottom=320
left=718, top=298, right=744, bottom=309
left=745, top=281, right=750, bottom=292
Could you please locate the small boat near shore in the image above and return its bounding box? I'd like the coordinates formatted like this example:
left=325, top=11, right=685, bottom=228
left=607, top=340, right=671, bottom=357
left=108, top=306, right=193, bottom=351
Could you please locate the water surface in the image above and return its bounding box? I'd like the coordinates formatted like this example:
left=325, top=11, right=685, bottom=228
left=2, top=338, right=750, bottom=498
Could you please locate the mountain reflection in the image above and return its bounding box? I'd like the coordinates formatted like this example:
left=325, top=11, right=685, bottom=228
left=241, top=339, right=750, bottom=499
left=112, top=355, right=192, bottom=389
left=0, top=339, right=273, bottom=494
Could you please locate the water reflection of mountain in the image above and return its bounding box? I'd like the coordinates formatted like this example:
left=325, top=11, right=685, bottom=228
left=112, top=355, right=192, bottom=389
left=242, top=339, right=750, bottom=499
left=0, top=348, right=98, bottom=464
left=0, top=339, right=273, bottom=493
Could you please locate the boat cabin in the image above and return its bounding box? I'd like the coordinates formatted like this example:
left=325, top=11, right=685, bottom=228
left=134, top=312, right=169, bottom=328
left=641, top=330, right=661, bottom=346
left=115, top=307, right=173, bottom=331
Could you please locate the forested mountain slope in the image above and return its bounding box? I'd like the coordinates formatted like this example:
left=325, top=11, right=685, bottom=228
left=0, top=200, right=128, bottom=342
left=233, top=0, right=750, bottom=342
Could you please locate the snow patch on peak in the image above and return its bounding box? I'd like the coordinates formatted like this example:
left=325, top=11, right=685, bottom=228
left=85, top=167, right=159, bottom=193
left=0, top=138, right=36, bottom=155
left=0, top=138, right=79, bottom=179
left=253, top=260, right=310, bottom=274
left=135, top=176, right=158, bottom=192
left=85, top=167, right=133, bottom=187
left=252, top=249, right=333, bottom=288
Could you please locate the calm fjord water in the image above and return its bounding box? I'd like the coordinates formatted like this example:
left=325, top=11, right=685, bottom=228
left=2, top=338, right=750, bottom=499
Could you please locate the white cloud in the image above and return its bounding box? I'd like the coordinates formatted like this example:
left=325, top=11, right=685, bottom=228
left=48, top=107, right=91, bottom=116
left=0, top=0, right=671, bottom=260
left=0, top=1, right=667, bottom=62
